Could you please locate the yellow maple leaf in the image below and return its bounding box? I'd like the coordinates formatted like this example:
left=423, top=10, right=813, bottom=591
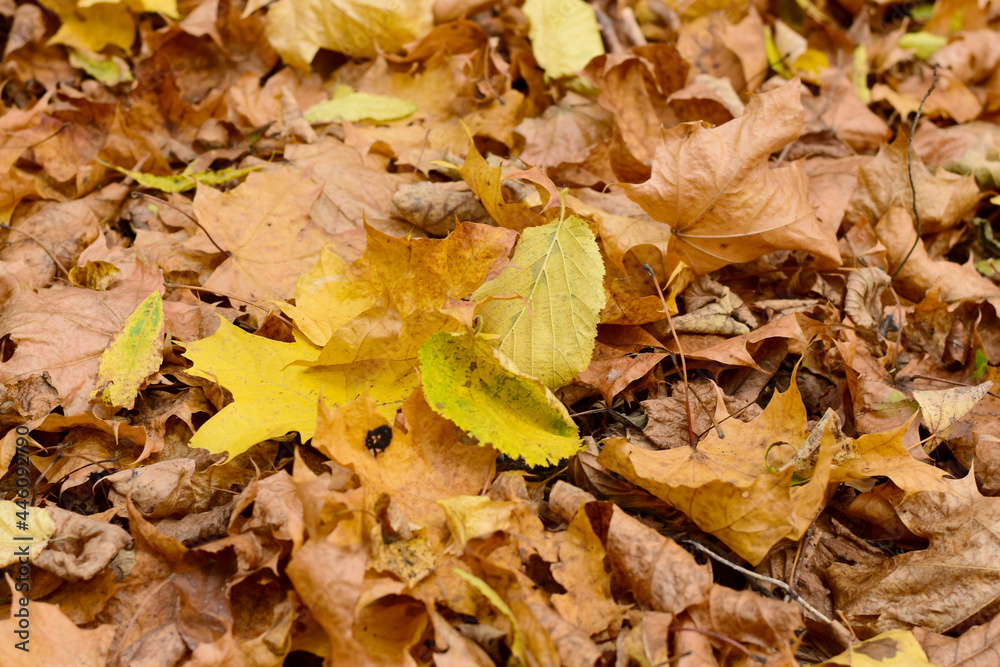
left=182, top=317, right=413, bottom=460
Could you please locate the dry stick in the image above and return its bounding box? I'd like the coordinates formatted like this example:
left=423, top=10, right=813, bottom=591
left=684, top=540, right=834, bottom=624
left=643, top=264, right=698, bottom=448
left=0, top=223, right=71, bottom=276
left=130, top=191, right=231, bottom=256
left=891, top=67, right=939, bottom=281
left=905, top=374, right=1000, bottom=400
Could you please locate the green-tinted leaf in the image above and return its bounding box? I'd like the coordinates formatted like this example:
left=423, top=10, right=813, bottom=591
left=418, top=331, right=582, bottom=467
left=471, top=215, right=605, bottom=389
left=305, top=85, right=417, bottom=124
left=91, top=291, right=164, bottom=409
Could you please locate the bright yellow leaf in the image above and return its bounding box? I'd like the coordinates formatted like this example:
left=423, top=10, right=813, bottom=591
left=418, top=331, right=582, bottom=467
left=182, top=317, right=414, bottom=460
left=265, top=0, right=434, bottom=69
left=472, top=215, right=606, bottom=390
left=523, top=0, right=605, bottom=79
left=818, top=630, right=936, bottom=666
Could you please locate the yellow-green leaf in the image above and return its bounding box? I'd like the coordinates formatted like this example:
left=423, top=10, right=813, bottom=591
left=0, top=502, right=55, bottom=568
left=471, top=215, right=605, bottom=389
left=68, top=48, right=133, bottom=84
left=101, top=159, right=260, bottom=193
left=452, top=568, right=527, bottom=663
left=91, top=291, right=164, bottom=410
left=898, top=32, right=948, bottom=60
left=183, top=317, right=413, bottom=460
left=305, top=85, right=417, bottom=124
left=523, top=0, right=605, bottom=79
left=418, top=331, right=582, bottom=467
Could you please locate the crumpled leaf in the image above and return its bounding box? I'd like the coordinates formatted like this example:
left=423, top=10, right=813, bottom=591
left=598, top=377, right=839, bottom=564
left=913, top=381, right=994, bottom=452
left=522, top=0, right=604, bottom=79
left=828, top=471, right=1000, bottom=634
left=418, top=331, right=582, bottom=467
left=844, top=267, right=892, bottom=329
left=472, top=214, right=606, bottom=389
left=622, top=78, right=841, bottom=273
left=91, top=291, right=164, bottom=410
left=265, top=0, right=435, bottom=68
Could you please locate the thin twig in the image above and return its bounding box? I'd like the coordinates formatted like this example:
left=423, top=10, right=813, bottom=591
left=891, top=67, right=938, bottom=280
left=164, top=282, right=297, bottom=329
left=643, top=264, right=697, bottom=448
left=684, top=540, right=835, bottom=624
left=0, top=223, right=70, bottom=276
left=131, top=191, right=230, bottom=256
left=902, top=374, right=1000, bottom=400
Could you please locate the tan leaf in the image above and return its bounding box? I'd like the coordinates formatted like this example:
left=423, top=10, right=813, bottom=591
left=622, top=78, right=841, bottom=273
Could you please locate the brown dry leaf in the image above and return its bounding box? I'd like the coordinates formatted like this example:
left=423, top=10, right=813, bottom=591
left=828, top=471, right=1000, bottom=634
left=0, top=261, right=164, bottom=415
left=622, top=78, right=841, bottom=274
left=675, top=312, right=826, bottom=370
left=189, top=167, right=326, bottom=303
left=605, top=505, right=711, bottom=613
left=576, top=325, right=668, bottom=404
left=914, top=614, right=1000, bottom=666
left=583, top=44, right=688, bottom=179
left=851, top=132, right=981, bottom=235
left=686, top=584, right=803, bottom=662
left=33, top=506, right=132, bottom=581
left=0, top=587, right=117, bottom=662
left=876, top=205, right=1000, bottom=308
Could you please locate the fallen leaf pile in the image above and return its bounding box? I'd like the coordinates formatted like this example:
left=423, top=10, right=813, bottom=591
left=4, top=0, right=1000, bottom=664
